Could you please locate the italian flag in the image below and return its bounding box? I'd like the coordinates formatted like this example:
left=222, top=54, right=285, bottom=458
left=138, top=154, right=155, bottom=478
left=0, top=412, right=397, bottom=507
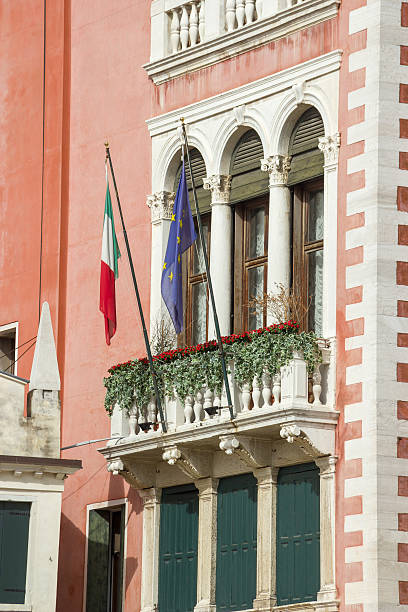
left=100, top=178, right=121, bottom=345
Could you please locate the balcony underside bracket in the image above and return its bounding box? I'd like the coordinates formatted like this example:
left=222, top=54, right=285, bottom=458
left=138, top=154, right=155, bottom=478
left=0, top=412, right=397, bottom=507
left=162, top=445, right=211, bottom=479
left=219, top=435, right=271, bottom=469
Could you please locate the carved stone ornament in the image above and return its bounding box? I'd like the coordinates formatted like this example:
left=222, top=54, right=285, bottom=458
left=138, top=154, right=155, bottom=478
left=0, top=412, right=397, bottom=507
left=280, top=425, right=322, bottom=459
left=162, top=445, right=210, bottom=479
left=219, top=435, right=270, bottom=468
left=233, top=104, right=246, bottom=125
left=203, top=174, right=232, bottom=204
left=118, top=459, right=156, bottom=489
left=260, top=155, right=292, bottom=187
left=107, top=458, right=124, bottom=476
left=292, top=80, right=306, bottom=105
left=146, top=191, right=175, bottom=223
left=318, top=133, right=340, bottom=166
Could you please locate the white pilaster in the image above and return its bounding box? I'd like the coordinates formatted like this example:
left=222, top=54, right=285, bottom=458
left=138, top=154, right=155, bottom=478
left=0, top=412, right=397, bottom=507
left=261, top=156, right=291, bottom=325
left=194, top=478, right=219, bottom=612
left=139, top=488, right=162, bottom=612
left=318, top=134, right=340, bottom=339
left=147, top=191, right=175, bottom=331
left=315, top=456, right=338, bottom=604
left=253, top=467, right=279, bottom=612
left=203, top=175, right=232, bottom=338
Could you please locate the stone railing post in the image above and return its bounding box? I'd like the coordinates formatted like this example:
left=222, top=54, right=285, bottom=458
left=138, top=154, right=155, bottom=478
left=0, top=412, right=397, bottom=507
left=194, top=478, right=219, bottom=612
left=203, top=175, right=232, bottom=338
left=253, top=467, right=279, bottom=611
left=260, top=156, right=291, bottom=325
left=139, top=488, right=162, bottom=612
left=315, top=456, right=338, bottom=603
left=280, top=350, right=308, bottom=408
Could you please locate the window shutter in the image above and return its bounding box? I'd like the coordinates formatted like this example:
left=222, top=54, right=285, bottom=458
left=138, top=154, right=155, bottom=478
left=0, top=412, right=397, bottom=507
left=158, top=485, right=199, bottom=612
left=216, top=473, right=257, bottom=611
left=230, top=130, right=268, bottom=203
left=86, top=509, right=110, bottom=612
left=287, top=108, right=324, bottom=185
left=0, top=501, right=31, bottom=604
left=276, top=463, right=320, bottom=606
left=174, top=149, right=211, bottom=214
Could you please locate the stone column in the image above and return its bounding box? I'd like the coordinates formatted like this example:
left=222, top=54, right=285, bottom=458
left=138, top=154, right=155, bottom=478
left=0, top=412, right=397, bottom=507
left=139, top=488, right=162, bottom=612
left=260, top=156, right=291, bottom=325
left=203, top=175, right=232, bottom=338
left=318, top=134, right=340, bottom=339
left=147, top=192, right=175, bottom=334
left=194, top=478, right=219, bottom=612
left=315, top=456, right=338, bottom=603
left=253, top=467, right=279, bottom=612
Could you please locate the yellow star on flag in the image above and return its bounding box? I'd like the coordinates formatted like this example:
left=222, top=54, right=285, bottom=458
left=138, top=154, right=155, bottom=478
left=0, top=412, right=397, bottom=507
left=179, top=219, right=183, bottom=229
left=168, top=271, right=173, bottom=281
left=171, top=213, right=176, bottom=222
left=163, top=262, right=167, bottom=270
left=177, top=236, right=180, bottom=244
left=178, top=254, right=180, bottom=263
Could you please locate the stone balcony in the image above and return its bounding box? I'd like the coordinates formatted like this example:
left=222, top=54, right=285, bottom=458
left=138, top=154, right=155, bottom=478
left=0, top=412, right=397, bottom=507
left=145, top=0, right=340, bottom=84
left=100, top=338, right=338, bottom=489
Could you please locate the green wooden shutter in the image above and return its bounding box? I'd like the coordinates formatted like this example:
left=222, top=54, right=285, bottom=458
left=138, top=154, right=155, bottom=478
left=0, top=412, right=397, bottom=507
left=230, top=130, right=268, bottom=204
left=216, top=473, right=257, bottom=611
left=86, top=509, right=110, bottom=612
left=175, top=149, right=211, bottom=214
left=287, top=108, right=324, bottom=185
left=158, top=484, right=199, bottom=612
left=276, top=463, right=320, bottom=606
left=0, top=501, right=31, bottom=604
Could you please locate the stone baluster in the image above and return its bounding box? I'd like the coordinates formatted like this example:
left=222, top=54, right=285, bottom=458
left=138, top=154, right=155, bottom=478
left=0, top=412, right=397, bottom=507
left=147, top=396, right=157, bottom=425
left=241, top=382, right=252, bottom=412
left=198, top=0, right=205, bottom=41
left=184, top=394, right=194, bottom=423
left=170, top=9, right=181, bottom=53
left=226, top=0, right=236, bottom=31
left=262, top=370, right=272, bottom=408
left=203, top=387, right=213, bottom=420
left=236, top=0, right=245, bottom=27
left=189, top=2, right=199, bottom=46
left=194, top=390, right=204, bottom=422
left=180, top=5, right=190, bottom=50
left=272, top=372, right=281, bottom=406
left=245, top=0, right=256, bottom=23
left=312, top=365, right=322, bottom=405
left=252, top=376, right=261, bottom=410
left=128, top=404, right=139, bottom=440
left=255, top=0, right=262, bottom=18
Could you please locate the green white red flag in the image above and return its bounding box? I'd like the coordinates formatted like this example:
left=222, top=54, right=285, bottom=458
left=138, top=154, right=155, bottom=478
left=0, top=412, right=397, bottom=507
left=100, top=173, right=121, bottom=345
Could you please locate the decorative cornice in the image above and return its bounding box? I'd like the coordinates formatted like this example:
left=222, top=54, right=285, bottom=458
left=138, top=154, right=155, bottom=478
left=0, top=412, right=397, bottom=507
left=219, top=435, right=270, bottom=468
left=144, top=0, right=341, bottom=85
left=318, top=133, right=340, bottom=166
left=261, top=155, right=292, bottom=187
left=203, top=175, right=232, bottom=204
left=162, top=445, right=211, bottom=479
left=147, top=191, right=175, bottom=223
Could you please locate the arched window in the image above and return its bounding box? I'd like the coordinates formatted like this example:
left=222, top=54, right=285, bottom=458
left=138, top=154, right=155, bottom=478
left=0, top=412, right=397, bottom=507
left=230, top=129, right=269, bottom=333
left=289, top=108, right=325, bottom=336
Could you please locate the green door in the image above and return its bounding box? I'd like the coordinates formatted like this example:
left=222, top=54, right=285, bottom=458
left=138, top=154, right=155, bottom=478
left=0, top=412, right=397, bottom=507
left=0, top=501, right=31, bottom=604
left=86, top=509, right=110, bottom=611
left=158, top=484, right=199, bottom=612
left=216, top=473, right=257, bottom=611
left=276, top=463, right=320, bottom=605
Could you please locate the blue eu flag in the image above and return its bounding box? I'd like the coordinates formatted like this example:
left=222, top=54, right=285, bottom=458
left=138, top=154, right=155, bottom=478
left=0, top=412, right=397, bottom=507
left=161, top=162, right=197, bottom=334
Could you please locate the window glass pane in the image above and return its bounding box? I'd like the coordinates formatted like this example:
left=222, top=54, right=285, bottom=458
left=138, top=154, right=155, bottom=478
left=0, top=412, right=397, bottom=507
left=307, top=249, right=323, bottom=336
left=192, top=282, right=207, bottom=344
left=307, top=189, right=324, bottom=242
left=193, top=223, right=209, bottom=275
left=249, top=207, right=265, bottom=259
left=247, top=266, right=264, bottom=330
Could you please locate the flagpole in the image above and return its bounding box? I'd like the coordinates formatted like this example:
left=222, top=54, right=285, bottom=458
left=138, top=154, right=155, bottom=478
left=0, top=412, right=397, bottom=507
left=105, top=143, right=167, bottom=434
left=180, top=121, right=234, bottom=420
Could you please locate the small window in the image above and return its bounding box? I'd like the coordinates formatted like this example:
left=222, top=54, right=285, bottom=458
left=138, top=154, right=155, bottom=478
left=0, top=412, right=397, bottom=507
left=86, top=505, right=125, bottom=612
left=0, top=501, right=31, bottom=604
left=0, top=325, right=17, bottom=375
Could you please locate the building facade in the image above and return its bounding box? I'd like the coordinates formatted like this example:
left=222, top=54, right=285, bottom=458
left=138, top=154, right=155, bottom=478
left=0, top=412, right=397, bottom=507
left=1, top=0, right=408, bottom=611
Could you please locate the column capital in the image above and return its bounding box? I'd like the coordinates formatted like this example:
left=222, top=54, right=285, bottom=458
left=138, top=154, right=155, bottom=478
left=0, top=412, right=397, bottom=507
left=318, top=133, right=340, bottom=166
left=147, top=191, right=175, bottom=223
left=260, top=155, right=291, bottom=187
left=194, top=477, right=219, bottom=498
left=253, top=466, right=279, bottom=486
left=139, top=487, right=162, bottom=508
left=315, top=455, right=338, bottom=477
left=203, top=174, right=232, bottom=204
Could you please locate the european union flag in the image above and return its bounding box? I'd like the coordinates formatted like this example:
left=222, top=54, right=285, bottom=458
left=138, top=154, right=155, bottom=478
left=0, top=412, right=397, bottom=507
left=161, top=162, right=197, bottom=334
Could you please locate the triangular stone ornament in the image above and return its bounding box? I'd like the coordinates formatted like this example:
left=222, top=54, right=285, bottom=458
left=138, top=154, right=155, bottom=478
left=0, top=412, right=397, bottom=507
left=29, top=302, right=60, bottom=392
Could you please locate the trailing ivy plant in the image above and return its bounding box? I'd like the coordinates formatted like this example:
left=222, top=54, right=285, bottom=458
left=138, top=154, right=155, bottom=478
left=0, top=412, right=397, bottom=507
left=103, top=321, right=321, bottom=415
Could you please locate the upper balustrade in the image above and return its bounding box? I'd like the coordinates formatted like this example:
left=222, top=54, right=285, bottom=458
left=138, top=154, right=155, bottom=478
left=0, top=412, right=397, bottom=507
left=146, top=0, right=340, bottom=83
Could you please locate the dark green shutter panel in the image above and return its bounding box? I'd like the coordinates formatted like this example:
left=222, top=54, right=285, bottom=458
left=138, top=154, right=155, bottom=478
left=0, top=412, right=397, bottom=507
left=287, top=108, right=324, bottom=185
left=276, top=463, right=320, bottom=606
left=216, top=473, right=257, bottom=611
left=86, top=509, right=110, bottom=612
left=230, top=130, right=268, bottom=203
left=0, top=501, right=31, bottom=604
left=175, top=149, right=211, bottom=214
left=158, top=484, right=199, bottom=612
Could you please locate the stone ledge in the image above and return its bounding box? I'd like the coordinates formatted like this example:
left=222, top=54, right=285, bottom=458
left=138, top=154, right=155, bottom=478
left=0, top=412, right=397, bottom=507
left=144, top=0, right=340, bottom=85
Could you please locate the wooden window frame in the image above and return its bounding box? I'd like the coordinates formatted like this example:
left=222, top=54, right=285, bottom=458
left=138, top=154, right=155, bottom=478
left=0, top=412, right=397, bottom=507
left=292, top=178, right=324, bottom=332
left=234, top=196, right=269, bottom=333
